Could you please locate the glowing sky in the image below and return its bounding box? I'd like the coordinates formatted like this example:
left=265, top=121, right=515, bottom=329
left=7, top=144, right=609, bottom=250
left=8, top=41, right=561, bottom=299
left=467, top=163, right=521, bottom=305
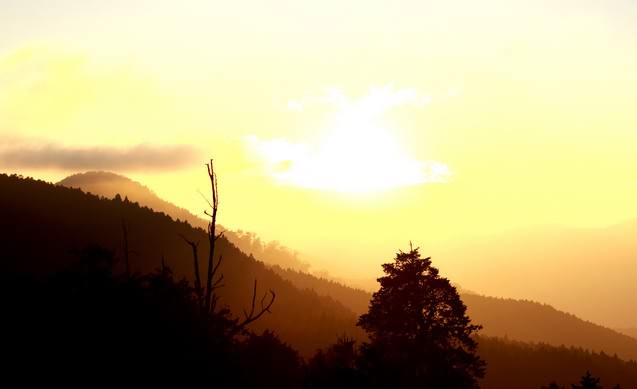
left=2, top=1, right=637, bottom=311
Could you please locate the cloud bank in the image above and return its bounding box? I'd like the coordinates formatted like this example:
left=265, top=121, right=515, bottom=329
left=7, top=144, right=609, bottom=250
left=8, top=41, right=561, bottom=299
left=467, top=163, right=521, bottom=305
left=0, top=142, right=200, bottom=171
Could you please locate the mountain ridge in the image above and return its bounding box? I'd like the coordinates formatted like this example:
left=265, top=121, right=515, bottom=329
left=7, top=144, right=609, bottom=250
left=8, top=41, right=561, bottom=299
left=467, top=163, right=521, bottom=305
left=3, top=172, right=637, bottom=387
left=52, top=171, right=637, bottom=361
left=58, top=171, right=312, bottom=272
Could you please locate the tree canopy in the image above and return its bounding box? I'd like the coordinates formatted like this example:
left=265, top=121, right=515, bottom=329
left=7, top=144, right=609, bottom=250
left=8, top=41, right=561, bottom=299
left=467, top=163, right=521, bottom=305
left=357, top=246, right=485, bottom=389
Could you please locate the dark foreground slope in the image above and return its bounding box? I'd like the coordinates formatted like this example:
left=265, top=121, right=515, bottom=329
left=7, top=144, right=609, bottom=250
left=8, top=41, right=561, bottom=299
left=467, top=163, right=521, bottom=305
left=478, top=336, right=637, bottom=389
left=57, top=172, right=637, bottom=362
left=58, top=171, right=310, bottom=271
left=3, top=174, right=637, bottom=388
left=1, top=174, right=363, bottom=355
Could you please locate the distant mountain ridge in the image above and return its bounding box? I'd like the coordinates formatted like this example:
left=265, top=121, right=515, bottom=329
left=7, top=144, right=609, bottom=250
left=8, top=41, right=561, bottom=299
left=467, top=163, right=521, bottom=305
left=58, top=171, right=311, bottom=272
left=3, top=173, right=364, bottom=356
left=271, top=266, right=637, bottom=361
left=429, top=221, right=637, bottom=329
left=3, top=173, right=637, bottom=388
left=463, top=293, right=637, bottom=361
left=617, top=328, right=637, bottom=340
left=58, top=171, right=204, bottom=228
left=54, top=172, right=637, bottom=361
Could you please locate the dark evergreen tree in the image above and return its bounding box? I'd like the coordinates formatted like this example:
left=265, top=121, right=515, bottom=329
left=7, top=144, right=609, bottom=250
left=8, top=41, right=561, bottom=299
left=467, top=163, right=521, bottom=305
left=357, top=246, right=485, bottom=389
left=237, top=330, right=304, bottom=389
left=572, top=371, right=603, bottom=389
left=305, top=336, right=362, bottom=389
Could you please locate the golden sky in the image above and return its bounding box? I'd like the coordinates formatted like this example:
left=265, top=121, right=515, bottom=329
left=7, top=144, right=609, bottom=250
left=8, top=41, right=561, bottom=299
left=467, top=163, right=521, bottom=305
left=2, top=0, right=637, bottom=297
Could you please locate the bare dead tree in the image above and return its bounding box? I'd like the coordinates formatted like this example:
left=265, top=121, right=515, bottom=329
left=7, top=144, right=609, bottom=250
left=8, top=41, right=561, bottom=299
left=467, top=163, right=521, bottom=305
left=182, top=158, right=275, bottom=324
left=203, top=159, right=223, bottom=313
left=237, top=279, right=276, bottom=328
left=179, top=235, right=203, bottom=304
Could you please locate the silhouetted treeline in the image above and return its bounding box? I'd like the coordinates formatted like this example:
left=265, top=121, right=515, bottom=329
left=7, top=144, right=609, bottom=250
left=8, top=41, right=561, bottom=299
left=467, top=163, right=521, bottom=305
left=306, top=337, right=637, bottom=389
left=464, top=294, right=637, bottom=361
left=229, top=230, right=310, bottom=271
left=3, top=173, right=637, bottom=388
left=3, top=246, right=634, bottom=388
left=58, top=171, right=311, bottom=272
left=618, top=328, right=637, bottom=340
left=478, top=337, right=637, bottom=389
left=55, top=171, right=637, bottom=361
left=270, top=264, right=371, bottom=315
left=1, top=246, right=303, bottom=387
left=0, top=173, right=365, bottom=355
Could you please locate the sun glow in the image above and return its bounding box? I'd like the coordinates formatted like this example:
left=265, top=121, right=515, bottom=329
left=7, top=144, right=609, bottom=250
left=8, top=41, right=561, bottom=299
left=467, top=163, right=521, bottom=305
left=249, top=86, right=451, bottom=194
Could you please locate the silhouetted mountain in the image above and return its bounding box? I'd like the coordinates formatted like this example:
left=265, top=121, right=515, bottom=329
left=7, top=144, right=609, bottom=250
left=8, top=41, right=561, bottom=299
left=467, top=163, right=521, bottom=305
left=2, top=173, right=363, bottom=356
left=58, top=171, right=311, bottom=272
left=616, top=328, right=637, bottom=340
left=463, top=293, right=637, bottom=362
left=269, top=265, right=371, bottom=315
left=478, top=336, right=637, bottom=389
left=269, top=266, right=637, bottom=361
left=429, top=223, right=637, bottom=329
left=3, top=173, right=637, bottom=386
left=58, top=171, right=207, bottom=228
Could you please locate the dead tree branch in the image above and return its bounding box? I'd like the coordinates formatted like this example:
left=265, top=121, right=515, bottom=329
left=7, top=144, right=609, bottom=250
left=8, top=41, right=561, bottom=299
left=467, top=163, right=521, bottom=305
left=181, top=158, right=276, bottom=325
left=179, top=234, right=203, bottom=303
left=204, top=159, right=220, bottom=313
left=237, top=279, right=276, bottom=328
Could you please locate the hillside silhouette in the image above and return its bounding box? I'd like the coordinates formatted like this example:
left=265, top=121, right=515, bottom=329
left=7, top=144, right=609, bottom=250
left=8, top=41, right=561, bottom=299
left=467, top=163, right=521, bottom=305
left=52, top=172, right=637, bottom=361
left=58, top=171, right=310, bottom=272
left=478, top=337, right=637, bottom=389
left=430, top=223, right=637, bottom=329
left=2, top=173, right=364, bottom=355
left=1, top=244, right=306, bottom=387
left=3, top=173, right=637, bottom=387
left=55, top=172, right=637, bottom=361
left=463, top=294, right=637, bottom=361
left=269, top=268, right=637, bottom=361
left=617, top=328, right=637, bottom=340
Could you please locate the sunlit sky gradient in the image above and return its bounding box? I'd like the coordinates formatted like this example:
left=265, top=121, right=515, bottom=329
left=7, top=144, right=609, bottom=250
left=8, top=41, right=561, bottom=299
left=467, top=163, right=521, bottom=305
left=2, top=1, right=637, bottom=323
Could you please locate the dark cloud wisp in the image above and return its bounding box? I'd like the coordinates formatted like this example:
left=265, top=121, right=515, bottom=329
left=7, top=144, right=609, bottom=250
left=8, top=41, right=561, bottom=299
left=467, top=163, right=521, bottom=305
left=0, top=143, right=201, bottom=171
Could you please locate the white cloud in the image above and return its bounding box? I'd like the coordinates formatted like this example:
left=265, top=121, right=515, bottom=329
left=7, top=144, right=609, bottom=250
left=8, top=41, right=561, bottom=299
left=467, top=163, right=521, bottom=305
left=255, top=86, right=450, bottom=193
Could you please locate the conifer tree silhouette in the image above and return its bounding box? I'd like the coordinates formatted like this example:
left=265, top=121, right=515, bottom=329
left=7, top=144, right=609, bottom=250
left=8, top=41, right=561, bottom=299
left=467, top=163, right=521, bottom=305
left=357, top=244, right=485, bottom=389
left=572, top=371, right=603, bottom=389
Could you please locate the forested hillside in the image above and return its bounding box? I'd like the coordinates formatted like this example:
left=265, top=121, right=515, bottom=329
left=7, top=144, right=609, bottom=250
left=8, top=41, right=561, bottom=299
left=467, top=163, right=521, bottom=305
left=3, top=173, right=637, bottom=388
left=478, top=337, right=637, bottom=389
left=2, top=174, right=364, bottom=355
left=56, top=172, right=637, bottom=362
left=58, top=171, right=310, bottom=272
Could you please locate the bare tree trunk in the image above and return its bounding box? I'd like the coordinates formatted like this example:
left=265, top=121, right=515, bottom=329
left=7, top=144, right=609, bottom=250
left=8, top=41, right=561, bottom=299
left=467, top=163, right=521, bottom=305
left=204, top=159, right=219, bottom=313
left=180, top=236, right=203, bottom=305
left=181, top=158, right=274, bottom=323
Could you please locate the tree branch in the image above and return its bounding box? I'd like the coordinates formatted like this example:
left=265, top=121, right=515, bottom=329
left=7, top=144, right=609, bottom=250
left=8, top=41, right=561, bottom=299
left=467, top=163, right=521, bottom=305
left=237, top=279, right=276, bottom=328
left=204, top=159, right=220, bottom=313
left=179, top=234, right=203, bottom=304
